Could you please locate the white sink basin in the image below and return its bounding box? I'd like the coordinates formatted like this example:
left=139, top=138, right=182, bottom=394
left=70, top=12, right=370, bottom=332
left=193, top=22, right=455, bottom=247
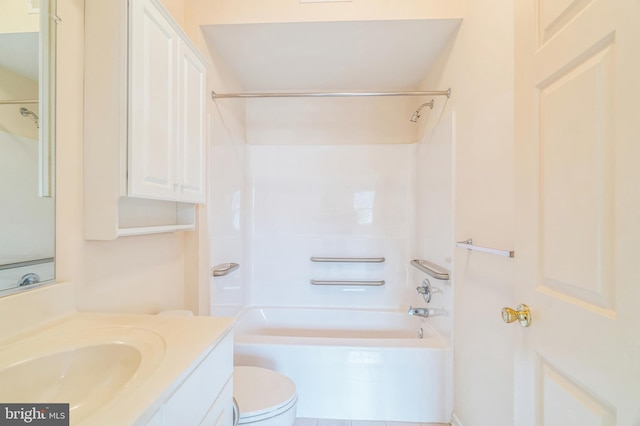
left=0, top=327, right=165, bottom=422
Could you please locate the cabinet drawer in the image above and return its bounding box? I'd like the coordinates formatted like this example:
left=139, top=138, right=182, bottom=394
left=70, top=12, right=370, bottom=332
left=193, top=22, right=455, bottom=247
left=201, top=379, right=233, bottom=426
left=164, top=332, right=233, bottom=425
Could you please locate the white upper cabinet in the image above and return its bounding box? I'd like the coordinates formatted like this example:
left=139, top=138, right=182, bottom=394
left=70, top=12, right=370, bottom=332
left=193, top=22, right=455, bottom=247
left=128, top=0, right=206, bottom=203
left=176, top=41, right=207, bottom=203
left=84, top=0, right=207, bottom=240
left=128, top=0, right=178, bottom=201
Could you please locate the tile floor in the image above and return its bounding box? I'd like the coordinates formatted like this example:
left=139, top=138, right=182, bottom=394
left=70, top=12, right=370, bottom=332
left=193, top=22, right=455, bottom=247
left=294, top=419, right=448, bottom=426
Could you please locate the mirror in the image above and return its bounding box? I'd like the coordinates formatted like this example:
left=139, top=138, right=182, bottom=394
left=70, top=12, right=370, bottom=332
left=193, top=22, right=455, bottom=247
left=0, top=0, right=56, bottom=295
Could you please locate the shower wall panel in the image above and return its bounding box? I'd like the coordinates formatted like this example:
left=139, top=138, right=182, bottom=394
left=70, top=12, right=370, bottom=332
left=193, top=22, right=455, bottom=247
left=247, top=144, right=416, bottom=309
left=208, top=106, right=248, bottom=313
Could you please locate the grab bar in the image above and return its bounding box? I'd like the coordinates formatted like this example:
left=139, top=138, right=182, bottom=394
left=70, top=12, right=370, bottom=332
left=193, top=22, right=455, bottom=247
left=310, top=257, right=385, bottom=263
left=211, top=263, right=240, bottom=277
left=410, top=259, right=450, bottom=280
left=456, top=239, right=515, bottom=258
left=310, top=279, right=385, bottom=286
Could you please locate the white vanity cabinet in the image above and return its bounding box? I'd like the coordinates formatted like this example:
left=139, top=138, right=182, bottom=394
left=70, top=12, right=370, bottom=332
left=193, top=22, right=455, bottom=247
left=144, top=332, right=234, bottom=426
left=84, top=0, right=206, bottom=240
left=144, top=333, right=233, bottom=426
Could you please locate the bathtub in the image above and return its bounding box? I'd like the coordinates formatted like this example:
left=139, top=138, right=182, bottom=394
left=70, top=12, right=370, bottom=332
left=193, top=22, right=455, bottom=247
left=233, top=306, right=452, bottom=423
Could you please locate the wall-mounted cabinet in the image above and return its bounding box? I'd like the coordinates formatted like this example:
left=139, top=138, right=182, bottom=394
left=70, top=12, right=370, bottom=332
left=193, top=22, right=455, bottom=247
left=84, top=0, right=206, bottom=240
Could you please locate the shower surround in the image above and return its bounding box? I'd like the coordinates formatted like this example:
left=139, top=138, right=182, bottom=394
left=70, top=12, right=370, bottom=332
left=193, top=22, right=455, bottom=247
left=208, top=113, right=455, bottom=421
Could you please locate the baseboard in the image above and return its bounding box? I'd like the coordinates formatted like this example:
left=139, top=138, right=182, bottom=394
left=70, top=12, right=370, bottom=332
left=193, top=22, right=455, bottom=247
left=451, top=412, right=463, bottom=426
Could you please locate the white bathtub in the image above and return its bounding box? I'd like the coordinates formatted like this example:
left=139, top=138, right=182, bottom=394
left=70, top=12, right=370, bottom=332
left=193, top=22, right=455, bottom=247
left=233, top=307, right=452, bottom=423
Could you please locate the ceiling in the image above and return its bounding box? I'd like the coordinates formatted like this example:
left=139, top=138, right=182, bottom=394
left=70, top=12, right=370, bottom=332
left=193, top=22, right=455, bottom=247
left=202, top=19, right=461, bottom=92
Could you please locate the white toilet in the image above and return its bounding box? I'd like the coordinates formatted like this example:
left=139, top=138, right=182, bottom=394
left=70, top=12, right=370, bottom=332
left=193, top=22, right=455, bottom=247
left=233, top=366, right=298, bottom=426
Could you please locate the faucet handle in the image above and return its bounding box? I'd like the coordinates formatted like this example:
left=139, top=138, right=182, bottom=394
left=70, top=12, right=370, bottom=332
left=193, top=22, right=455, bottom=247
left=18, top=273, right=40, bottom=287
left=416, top=278, right=432, bottom=303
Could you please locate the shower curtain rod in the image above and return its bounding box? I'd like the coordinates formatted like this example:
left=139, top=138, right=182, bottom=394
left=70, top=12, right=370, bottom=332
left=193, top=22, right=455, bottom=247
left=0, top=99, right=38, bottom=105
left=211, top=88, right=451, bottom=100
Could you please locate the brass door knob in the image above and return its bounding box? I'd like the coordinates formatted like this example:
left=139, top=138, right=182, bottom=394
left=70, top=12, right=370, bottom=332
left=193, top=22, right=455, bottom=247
left=501, top=304, right=531, bottom=327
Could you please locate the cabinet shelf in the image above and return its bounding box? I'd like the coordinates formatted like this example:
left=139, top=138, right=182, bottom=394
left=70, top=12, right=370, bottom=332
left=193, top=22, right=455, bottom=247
left=117, top=224, right=195, bottom=237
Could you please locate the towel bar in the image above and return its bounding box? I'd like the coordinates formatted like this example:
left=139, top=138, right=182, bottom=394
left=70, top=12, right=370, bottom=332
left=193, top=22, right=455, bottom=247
left=456, top=239, right=515, bottom=258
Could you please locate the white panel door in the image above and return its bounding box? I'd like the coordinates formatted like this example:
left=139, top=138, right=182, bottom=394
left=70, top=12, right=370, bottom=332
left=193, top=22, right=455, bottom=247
left=177, top=41, right=206, bottom=204
left=514, top=1, right=640, bottom=425
left=128, top=0, right=178, bottom=201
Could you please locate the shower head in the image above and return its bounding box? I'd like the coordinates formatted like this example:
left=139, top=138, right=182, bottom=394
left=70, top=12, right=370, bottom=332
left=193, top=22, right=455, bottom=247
left=409, top=100, right=435, bottom=123
left=20, top=107, right=39, bottom=128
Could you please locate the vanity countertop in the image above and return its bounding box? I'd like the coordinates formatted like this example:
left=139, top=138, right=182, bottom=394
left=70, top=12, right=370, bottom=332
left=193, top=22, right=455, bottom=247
left=0, top=310, right=235, bottom=425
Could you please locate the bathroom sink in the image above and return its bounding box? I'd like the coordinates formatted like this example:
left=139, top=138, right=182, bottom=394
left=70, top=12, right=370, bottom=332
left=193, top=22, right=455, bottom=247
left=0, top=326, right=165, bottom=422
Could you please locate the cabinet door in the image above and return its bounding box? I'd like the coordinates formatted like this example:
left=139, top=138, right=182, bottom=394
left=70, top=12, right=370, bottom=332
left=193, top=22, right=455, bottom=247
left=177, top=41, right=206, bottom=204
left=128, top=0, right=178, bottom=201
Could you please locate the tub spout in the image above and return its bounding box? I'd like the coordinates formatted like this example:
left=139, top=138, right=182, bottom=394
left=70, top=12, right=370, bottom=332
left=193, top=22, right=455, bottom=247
left=407, top=306, right=431, bottom=318
left=408, top=306, right=448, bottom=318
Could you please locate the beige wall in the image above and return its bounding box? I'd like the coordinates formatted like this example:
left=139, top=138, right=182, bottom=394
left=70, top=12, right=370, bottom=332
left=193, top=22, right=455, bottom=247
left=159, top=0, right=185, bottom=27
left=245, top=97, right=418, bottom=145
left=419, top=0, right=515, bottom=424
left=55, top=0, right=189, bottom=314
left=0, top=0, right=39, bottom=34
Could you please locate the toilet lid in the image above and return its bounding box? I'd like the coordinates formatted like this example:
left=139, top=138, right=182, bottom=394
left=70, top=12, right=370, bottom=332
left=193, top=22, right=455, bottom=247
left=234, top=366, right=297, bottom=421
